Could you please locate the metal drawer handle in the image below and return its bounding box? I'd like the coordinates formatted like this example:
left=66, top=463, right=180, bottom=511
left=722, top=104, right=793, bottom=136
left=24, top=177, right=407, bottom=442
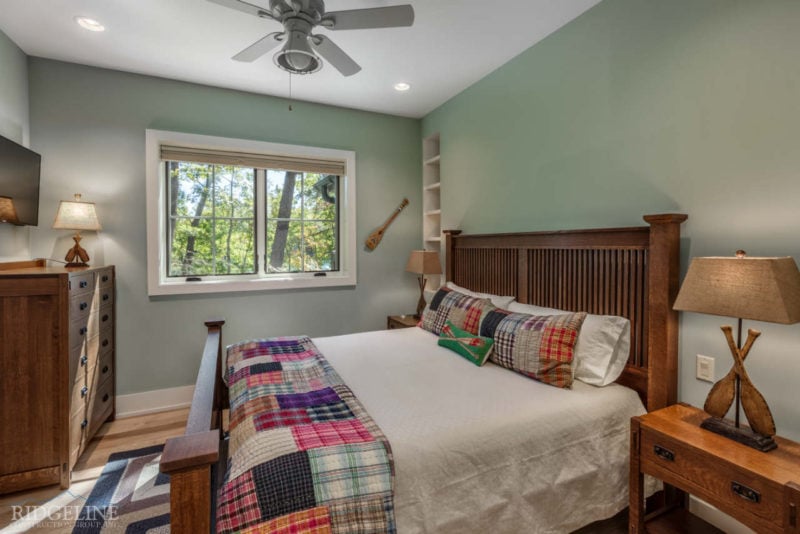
left=654, top=444, right=675, bottom=462
left=79, top=281, right=88, bottom=289
left=102, top=314, right=110, bottom=322
left=102, top=365, right=109, bottom=374
left=79, top=302, right=88, bottom=311
left=102, top=393, right=109, bottom=403
left=79, top=327, right=87, bottom=336
left=80, top=355, right=88, bottom=366
left=790, top=502, right=797, bottom=527
left=102, top=339, right=109, bottom=347
left=731, top=481, right=760, bottom=503
left=81, top=419, right=88, bottom=429
left=81, top=386, right=88, bottom=398
left=102, top=275, right=109, bottom=282
left=102, top=294, right=110, bottom=301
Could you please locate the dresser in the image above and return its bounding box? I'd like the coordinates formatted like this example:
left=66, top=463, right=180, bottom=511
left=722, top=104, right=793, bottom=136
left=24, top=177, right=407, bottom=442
left=0, top=260, right=116, bottom=493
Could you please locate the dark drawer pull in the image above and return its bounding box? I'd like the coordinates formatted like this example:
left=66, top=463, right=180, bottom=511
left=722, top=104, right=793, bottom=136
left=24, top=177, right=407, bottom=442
left=731, top=482, right=760, bottom=503
left=102, top=393, right=110, bottom=402
left=81, top=419, right=88, bottom=429
left=81, top=386, right=89, bottom=398
left=102, top=314, right=110, bottom=322
left=79, top=327, right=87, bottom=336
left=79, top=302, right=88, bottom=311
left=654, top=444, right=675, bottom=462
left=102, top=365, right=109, bottom=374
left=79, top=281, right=88, bottom=289
left=790, top=502, right=797, bottom=527
left=102, top=294, right=110, bottom=301
left=102, top=339, right=109, bottom=347
left=80, top=355, right=88, bottom=366
left=102, top=275, right=109, bottom=282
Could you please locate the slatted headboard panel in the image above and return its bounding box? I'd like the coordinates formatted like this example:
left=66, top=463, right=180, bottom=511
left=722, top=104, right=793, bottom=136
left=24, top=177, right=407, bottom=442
left=444, top=214, right=687, bottom=411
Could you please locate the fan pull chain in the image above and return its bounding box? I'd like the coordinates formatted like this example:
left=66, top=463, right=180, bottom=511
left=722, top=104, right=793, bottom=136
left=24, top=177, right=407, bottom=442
left=288, top=73, right=293, bottom=111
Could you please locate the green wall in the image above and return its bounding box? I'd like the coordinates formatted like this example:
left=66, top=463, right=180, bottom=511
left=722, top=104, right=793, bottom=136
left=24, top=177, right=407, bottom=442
left=423, top=0, right=800, bottom=439
left=0, top=28, right=31, bottom=260
left=28, top=58, right=421, bottom=396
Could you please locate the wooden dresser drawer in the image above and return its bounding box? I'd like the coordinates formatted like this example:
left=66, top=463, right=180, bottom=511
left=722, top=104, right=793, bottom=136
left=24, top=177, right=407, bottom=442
left=89, top=376, right=114, bottom=430
left=69, top=272, right=95, bottom=294
left=69, top=410, right=90, bottom=461
left=95, top=286, right=113, bottom=308
left=69, top=292, right=95, bottom=321
left=641, top=426, right=784, bottom=532
left=96, top=350, right=114, bottom=385
left=97, top=269, right=113, bottom=289
left=70, top=380, right=91, bottom=417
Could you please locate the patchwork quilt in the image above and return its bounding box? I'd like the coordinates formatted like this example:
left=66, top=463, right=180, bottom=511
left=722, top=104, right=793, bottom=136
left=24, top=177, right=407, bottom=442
left=217, top=336, right=395, bottom=534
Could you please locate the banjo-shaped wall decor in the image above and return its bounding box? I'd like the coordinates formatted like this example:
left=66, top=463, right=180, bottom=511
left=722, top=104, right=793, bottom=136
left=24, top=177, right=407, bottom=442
left=365, top=198, right=408, bottom=251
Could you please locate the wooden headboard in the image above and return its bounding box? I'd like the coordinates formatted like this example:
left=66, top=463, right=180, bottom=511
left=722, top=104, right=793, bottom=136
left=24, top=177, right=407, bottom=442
left=444, top=213, right=687, bottom=411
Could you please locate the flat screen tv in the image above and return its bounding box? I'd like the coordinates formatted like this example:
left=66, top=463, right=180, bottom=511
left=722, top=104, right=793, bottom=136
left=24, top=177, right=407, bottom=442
left=0, top=134, right=41, bottom=226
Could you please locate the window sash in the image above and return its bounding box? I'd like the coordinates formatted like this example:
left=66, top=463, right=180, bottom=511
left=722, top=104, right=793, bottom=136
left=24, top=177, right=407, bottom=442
left=160, top=145, right=346, bottom=175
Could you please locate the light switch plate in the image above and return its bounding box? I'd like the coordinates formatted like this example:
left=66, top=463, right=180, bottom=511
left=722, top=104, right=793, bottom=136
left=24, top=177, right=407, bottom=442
left=696, top=354, right=715, bottom=382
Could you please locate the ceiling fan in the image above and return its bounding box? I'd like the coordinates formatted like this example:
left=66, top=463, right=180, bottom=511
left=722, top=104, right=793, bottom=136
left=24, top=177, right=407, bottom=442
left=207, top=0, right=415, bottom=77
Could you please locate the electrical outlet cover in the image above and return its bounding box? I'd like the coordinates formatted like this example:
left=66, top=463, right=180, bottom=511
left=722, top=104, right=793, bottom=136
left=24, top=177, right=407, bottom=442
left=696, top=354, right=715, bottom=382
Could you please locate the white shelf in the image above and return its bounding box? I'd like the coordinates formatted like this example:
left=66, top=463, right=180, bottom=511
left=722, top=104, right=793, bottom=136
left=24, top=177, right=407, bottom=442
left=423, top=132, right=441, bottom=289
left=424, top=155, right=441, bottom=166
left=424, top=209, right=441, bottom=216
left=424, top=182, right=441, bottom=191
left=425, top=236, right=442, bottom=242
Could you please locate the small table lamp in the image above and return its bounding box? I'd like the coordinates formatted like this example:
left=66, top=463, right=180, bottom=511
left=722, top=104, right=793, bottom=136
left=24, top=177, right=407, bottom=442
left=674, top=251, right=800, bottom=451
left=53, top=193, right=102, bottom=267
left=405, top=250, right=442, bottom=317
left=0, top=196, right=20, bottom=224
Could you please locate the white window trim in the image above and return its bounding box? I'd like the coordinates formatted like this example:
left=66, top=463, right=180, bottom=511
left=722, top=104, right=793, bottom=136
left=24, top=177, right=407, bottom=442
left=145, top=129, right=357, bottom=296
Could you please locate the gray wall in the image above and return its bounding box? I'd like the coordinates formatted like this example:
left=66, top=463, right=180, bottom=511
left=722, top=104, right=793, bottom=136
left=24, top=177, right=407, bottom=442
left=28, top=58, right=422, bottom=395
left=0, top=28, right=31, bottom=259
left=423, top=0, right=800, bottom=439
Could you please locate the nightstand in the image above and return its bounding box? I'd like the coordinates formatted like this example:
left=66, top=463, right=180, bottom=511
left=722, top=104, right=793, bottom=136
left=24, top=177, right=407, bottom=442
left=630, top=403, right=800, bottom=533
left=387, top=315, right=419, bottom=330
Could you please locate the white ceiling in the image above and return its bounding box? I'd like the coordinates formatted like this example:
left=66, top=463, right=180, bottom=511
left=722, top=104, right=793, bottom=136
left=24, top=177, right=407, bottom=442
left=0, top=0, right=601, bottom=118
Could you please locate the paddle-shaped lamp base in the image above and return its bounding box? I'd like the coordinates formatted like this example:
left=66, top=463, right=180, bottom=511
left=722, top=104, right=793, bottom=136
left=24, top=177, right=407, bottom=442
left=700, top=416, right=777, bottom=452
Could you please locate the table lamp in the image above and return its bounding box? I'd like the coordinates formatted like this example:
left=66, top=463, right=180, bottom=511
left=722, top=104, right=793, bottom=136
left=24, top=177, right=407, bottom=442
left=53, top=193, right=102, bottom=267
left=674, top=251, right=800, bottom=451
left=405, top=250, right=442, bottom=317
left=0, top=196, right=20, bottom=224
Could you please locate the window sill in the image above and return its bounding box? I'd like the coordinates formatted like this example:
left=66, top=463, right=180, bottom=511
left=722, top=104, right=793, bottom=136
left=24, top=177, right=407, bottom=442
left=147, top=272, right=356, bottom=296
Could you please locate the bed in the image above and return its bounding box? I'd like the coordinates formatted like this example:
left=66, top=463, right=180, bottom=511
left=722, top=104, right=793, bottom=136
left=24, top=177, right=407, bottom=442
left=160, top=213, right=687, bottom=533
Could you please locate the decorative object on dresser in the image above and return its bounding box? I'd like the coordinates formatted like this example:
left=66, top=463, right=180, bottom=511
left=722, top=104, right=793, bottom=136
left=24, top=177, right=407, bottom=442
left=365, top=197, right=408, bottom=251
left=630, top=403, right=800, bottom=533
left=0, top=260, right=115, bottom=494
left=0, top=196, right=20, bottom=224
left=53, top=193, right=102, bottom=267
left=405, top=249, right=442, bottom=316
left=673, top=252, right=800, bottom=451
left=387, top=314, right=418, bottom=329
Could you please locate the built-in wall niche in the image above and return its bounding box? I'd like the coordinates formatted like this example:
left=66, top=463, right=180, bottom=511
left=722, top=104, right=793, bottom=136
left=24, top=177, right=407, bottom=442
left=422, top=133, right=441, bottom=291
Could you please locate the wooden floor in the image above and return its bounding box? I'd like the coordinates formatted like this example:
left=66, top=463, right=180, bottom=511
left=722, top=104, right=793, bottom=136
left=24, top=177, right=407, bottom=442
left=0, top=408, right=188, bottom=530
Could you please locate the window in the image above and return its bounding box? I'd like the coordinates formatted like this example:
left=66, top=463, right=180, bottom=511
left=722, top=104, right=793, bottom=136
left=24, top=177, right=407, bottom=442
left=146, top=130, right=356, bottom=295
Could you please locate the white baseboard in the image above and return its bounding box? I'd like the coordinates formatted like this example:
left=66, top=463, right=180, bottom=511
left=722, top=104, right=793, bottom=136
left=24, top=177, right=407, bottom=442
left=115, top=385, right=195, bottom=418
left=689, top=496, right=755, bottom=533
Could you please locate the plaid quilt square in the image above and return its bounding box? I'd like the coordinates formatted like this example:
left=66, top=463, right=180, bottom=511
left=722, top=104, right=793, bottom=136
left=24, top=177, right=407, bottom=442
left=251, top=451, right=317, bottom=522
left=328, top=495, right=396, bottom=534
left=255, top=409, right=314, bottom=431
left=307, top=401, right=355, bottom=422
left=228, top=427, right=300, bottom=481
left=242, top=507, right=333, bottom=534
left=292, top=420, right=374, bottom=451
left=308, top=442, right=392, bottom=504
left=217, top=470, right=263, bottom=533
left=277, top=387, right=341, bottom=409
left=230, top=395, right=280, bottom=430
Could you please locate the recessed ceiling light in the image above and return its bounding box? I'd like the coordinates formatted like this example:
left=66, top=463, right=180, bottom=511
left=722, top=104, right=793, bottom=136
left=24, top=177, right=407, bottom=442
left=394, top=82, right=411, bottom=92
left=75, top=16, right=105, bottom=32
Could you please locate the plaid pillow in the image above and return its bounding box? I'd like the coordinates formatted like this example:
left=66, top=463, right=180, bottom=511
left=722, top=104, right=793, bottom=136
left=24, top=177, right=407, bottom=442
left=420, top=288, right=491, bottom=335
left=438, top=321, right=494, bottom=366
left=480, top=305, right=587, bottom=388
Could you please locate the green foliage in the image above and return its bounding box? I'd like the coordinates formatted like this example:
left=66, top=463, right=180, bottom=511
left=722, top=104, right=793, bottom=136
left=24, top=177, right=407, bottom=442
left=166, top=161, right=338, bottom=277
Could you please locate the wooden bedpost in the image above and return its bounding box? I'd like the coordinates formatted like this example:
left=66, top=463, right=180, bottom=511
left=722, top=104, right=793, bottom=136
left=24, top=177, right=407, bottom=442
left=160, top=319, right=226, bottom=534
left=443, top=229, right=461, bottom=283
left=643, top=214, right=687, bottom=411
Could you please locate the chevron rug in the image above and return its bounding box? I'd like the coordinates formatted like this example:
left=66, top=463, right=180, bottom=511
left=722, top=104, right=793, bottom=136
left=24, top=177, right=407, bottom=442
left=71, top=444, right=170, bottom=533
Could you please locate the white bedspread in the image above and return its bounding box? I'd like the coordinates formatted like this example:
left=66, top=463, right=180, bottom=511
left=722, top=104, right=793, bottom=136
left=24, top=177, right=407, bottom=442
left=314, top=326, right=647, bottom=534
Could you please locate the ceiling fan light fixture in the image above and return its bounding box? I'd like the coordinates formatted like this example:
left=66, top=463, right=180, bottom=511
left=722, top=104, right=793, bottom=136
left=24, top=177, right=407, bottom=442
left=394, top=82, right=411, bottom=92
left=274, top=48, right=322, bottom=74
left=74, top=16, right=105, bottom=32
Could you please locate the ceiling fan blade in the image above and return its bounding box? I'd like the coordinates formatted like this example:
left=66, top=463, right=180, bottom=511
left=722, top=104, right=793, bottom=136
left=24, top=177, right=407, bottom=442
left=311, top=35, right=361, bottom=76
left=206, top=0, right=277, bottom=20
left=233, top=32, right=284, bottom=62
left=322, top=5, right=414, bottom=31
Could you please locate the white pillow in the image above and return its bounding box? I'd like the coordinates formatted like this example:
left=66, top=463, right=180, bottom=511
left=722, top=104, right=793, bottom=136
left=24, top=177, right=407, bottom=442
left=446, top=282, right=516, bottom=309
left=506, top=302, right=630, bottom=387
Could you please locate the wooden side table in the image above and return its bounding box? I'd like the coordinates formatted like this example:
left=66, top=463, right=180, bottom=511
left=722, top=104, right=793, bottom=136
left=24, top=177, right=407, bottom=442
left=630, top=403, right=800, bottom=533
left=387, top=315, right=419, bottom=330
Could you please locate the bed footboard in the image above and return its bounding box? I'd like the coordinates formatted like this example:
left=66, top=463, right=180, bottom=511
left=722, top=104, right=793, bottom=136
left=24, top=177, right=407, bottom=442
left=160, top=320, right=227, bottom=534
